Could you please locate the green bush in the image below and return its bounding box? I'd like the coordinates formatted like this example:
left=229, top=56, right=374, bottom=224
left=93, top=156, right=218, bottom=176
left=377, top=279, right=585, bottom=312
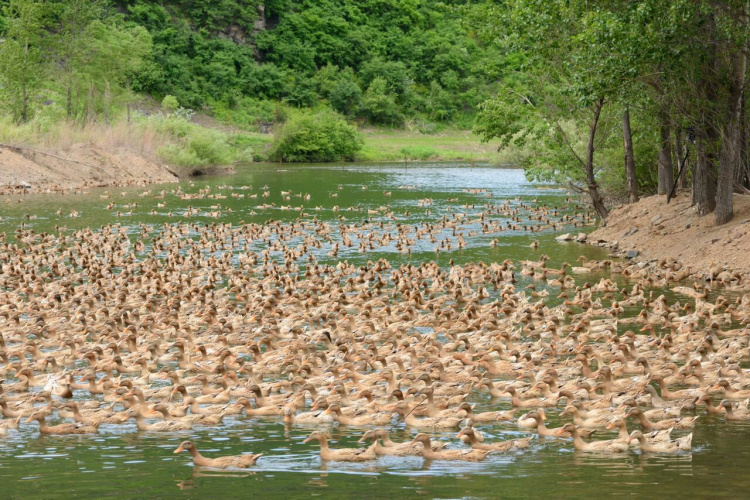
left=269, top=109, right=363, bottom=162
left=150, top=114, right=235, bottom=170
left=162, top=95, right=179, bottom=112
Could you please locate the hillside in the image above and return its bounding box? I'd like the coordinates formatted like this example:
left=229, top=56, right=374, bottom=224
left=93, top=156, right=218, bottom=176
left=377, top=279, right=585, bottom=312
left=115, top=0, right=498, bottom=129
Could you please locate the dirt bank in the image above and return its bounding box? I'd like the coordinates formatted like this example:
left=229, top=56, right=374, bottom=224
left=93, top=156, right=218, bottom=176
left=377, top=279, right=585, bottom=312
left=589, top=191, right=750, bottom=273
left=0, top=143, right=179, bottom=194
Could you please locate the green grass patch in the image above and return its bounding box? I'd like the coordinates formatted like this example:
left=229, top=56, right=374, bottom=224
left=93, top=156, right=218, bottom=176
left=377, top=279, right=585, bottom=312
left=356, top=128, right=504, bottom=162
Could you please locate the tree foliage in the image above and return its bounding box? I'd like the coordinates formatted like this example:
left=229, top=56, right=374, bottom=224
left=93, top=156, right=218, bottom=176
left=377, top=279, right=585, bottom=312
left=0, top=0, right=152, bottom=124
left=108, top=0, right=497, bottom=126
left=269, top=109, right=363, bottom=162
left=471, top=0, right=750, bottom=224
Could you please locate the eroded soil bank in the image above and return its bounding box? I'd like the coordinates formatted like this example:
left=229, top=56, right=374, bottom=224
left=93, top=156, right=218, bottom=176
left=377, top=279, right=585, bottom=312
left=0, top=143, right=179, bottom=194
left=589, top=192, right=750, bottom=273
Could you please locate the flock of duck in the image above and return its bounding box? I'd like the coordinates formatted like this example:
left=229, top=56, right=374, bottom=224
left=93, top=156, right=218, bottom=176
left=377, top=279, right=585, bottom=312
left=0, top=181, right=749, bottom=472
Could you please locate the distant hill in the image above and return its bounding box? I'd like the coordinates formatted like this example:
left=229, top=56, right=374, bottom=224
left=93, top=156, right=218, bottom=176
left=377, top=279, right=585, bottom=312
left=114, top=0, right=500, bottom=128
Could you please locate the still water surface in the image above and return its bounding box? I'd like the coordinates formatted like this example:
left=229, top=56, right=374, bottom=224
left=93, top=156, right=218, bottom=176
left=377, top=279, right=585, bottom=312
left=0, top=163, right=746, bottom=498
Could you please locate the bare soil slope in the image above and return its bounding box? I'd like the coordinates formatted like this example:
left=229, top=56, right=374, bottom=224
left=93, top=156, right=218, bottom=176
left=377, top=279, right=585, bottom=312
left=590, top=191, right=750, bottom=273
left=0, top=143, right=178, bottom=194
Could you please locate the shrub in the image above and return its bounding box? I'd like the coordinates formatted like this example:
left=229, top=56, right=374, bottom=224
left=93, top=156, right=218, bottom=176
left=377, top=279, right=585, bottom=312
left=269, top=109, right=363, bottom=162
left=162, top=95, right=179, bottom=112
left=150, top=114, right=234, bottom=170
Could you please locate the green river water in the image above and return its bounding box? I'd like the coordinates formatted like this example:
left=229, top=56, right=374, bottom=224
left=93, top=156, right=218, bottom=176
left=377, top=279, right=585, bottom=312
left=0, top=163, right=747, bottom=499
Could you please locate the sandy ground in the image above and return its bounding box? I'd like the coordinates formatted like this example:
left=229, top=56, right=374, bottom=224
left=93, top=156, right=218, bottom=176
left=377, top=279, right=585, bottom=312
left=0, top=143, right=179, bottom=194
left=589, top=191, right=750, bottom=273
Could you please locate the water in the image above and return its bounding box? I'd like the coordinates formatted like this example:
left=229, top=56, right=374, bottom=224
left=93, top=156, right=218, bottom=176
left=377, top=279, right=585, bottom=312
left=0, top=163, right=747, bottom=498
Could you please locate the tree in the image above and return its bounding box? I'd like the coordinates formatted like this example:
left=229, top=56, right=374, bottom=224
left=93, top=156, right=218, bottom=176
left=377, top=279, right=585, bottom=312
left=471, top=0, right=617, bottom=219
left=0, top=0, right=47, bottom=123
left=473, top=0, right=749, bottom=225
left=622, top=107, right=639, bottom=203
left=49, top=0, right=108, bottom=120
left=84, top=19, right=151, bottom=124
left=360, top=77, right=402, bottom=126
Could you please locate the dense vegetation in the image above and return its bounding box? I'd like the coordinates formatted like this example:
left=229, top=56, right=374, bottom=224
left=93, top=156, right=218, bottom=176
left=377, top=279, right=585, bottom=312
left=1, top=0, right=748, bottom=225
left=468, top=0, right=750, bottom=225
left=115, top=0, right=497, bottom=128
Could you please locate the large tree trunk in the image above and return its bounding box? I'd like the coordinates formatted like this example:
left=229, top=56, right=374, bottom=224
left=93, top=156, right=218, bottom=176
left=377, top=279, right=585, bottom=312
left=657, top=108, right=674, bottom=195
left=622, top=107, right=638, bottom=203
left=693, top=129, right=717, bottom=215
left=586, top=98, right=608, bottom=219
left=716, top=51, right=744, bottom=225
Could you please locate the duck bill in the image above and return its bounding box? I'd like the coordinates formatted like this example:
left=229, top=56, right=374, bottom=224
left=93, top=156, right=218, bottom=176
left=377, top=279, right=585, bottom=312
left=174, top=445, right=184, bottom=454
left=606, top=422, right=615, bottom=430
left=302, top=437, right=312, bottom=444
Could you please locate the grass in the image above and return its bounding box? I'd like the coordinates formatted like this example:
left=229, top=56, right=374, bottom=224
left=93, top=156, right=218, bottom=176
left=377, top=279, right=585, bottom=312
left=0, top=115, right=273, bottom=175
left=356, top=128, right=505, bottom=162
left=0, top=114, right=516, bottom=172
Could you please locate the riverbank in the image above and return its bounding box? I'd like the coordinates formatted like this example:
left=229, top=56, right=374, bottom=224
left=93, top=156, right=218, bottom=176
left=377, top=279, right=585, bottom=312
left=0, top=142, right=179, bottom=194
left=589, top=191, right=750, bottom=273
left=0, top=124, right=501, bottom=193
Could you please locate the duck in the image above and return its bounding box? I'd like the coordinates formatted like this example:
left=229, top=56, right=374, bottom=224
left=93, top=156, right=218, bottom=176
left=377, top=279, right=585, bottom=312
left=505, top=385, right=567, bottom=408
left=720, top=399, right=750, bottom=421
left=325, top=404, right=392, bottom=426
left=410, top=433, right=492, bottom=461
left=626, top=430, right=692, bottom=453
left=283, top=404, right=334, bottom=426
left=625, top=408, right=698, bottom=430
left=173, top=441, right=262, bottom=468
left=457, top=402, right=515, bottom=423
left=357, top=429, right=448, bottom=456
left=303, top=430, right=377, bottom=461
left=25, top=412, right=99, bottom=435
left=525, top=410, right=596, bottom=439
left=63, top=401, right=130, bottom=425
left=559, top=404, right=615, bottom=429
left=712, top=379, right=750, bottom=400
left=517, top=409, right=541, bottom=429
left=457, top=426, right=532, bottom=451
left=394, top=401, right=462, bottom=429
left=561, top=424, right=628, bottom=453
left=606, top=418, right=673, bottom=445
left=131, top=407, right=192, bottom=431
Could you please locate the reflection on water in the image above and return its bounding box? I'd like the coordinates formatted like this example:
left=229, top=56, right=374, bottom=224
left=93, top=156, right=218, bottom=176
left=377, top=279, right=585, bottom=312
left=0, top=164, right=748, bottom=498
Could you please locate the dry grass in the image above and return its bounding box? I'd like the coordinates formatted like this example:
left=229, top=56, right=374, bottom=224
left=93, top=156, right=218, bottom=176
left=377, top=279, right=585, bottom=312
left=0, top=117, right=173, bottom=161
